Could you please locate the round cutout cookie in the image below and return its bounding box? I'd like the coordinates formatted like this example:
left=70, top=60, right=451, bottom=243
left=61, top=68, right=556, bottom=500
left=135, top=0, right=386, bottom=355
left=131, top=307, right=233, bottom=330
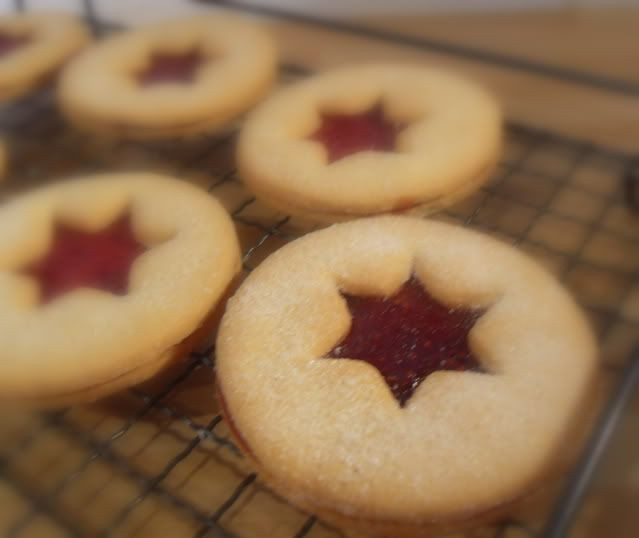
left=238, top=64, right=502, bottom=224
left=0, top=12, right=90, bottom=102
left=0, top=173, right=240, bottom=407
left=58, top=15, right=277, bottom=139
left=216, top=216, right=596, bottom=536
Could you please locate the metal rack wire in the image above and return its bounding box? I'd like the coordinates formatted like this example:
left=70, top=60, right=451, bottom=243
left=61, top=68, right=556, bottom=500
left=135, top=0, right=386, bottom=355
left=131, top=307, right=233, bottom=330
left=0, top=2, right=638, bottom=537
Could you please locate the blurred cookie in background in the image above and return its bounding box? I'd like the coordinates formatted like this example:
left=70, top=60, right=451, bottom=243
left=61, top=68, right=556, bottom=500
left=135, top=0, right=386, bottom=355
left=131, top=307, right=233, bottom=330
left=238, top=63, right=501, bottom=226
left=58, top=15, right=277, bottom=140
left=0, top=12, right=90, bottom=102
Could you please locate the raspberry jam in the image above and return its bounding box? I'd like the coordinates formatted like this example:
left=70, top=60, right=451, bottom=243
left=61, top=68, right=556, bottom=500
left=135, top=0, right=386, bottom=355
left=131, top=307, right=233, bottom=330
left=0, top=31, right=30, bottom=58
left=326, top=277, right=484, bottom=407
left=23, top=215, right=147, bottom=305
left=137, top=50, right=204, bottom=86
left=310, top=105, right=402, bottom=163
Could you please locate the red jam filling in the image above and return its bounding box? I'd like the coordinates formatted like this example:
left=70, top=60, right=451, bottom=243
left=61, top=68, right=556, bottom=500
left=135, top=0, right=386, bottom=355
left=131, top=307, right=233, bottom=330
left=326, top=276, right=484, bottom=407
left=22, top=215, right=147, bottom=305
left=137, top=50, right=204, bottom=86
left=310, top=105, right=403, bottom=163
left=0, top=31, right=31, bottom=58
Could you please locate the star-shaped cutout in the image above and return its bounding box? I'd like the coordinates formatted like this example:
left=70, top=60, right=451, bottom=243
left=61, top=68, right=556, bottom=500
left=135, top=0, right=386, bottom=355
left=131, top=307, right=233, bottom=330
left=0, top=31, right=31, bottom=58
left=309, top=104, right=405, bottom=163
left=137, top=49, right=205, bottom=86
left=325, top=276, right=485, bottom=407
left=21, top=214, right=148, bottom=305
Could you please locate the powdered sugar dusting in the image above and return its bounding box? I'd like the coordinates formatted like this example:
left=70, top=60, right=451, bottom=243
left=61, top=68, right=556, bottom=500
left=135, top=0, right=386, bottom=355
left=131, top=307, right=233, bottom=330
left=216, top=216, right=597, bottom=521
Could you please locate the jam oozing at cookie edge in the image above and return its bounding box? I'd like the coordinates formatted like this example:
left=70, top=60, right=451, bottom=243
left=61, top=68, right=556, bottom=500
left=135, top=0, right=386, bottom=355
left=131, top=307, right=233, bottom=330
left=137, top=49, right=204, bottom=86
left=22, top=215, right=147, bottom=305
left=310, top=105, right=404, bottom=163
left=326, top=276, right=485, bottom=407
left=0, top=31, right=31, bottom=58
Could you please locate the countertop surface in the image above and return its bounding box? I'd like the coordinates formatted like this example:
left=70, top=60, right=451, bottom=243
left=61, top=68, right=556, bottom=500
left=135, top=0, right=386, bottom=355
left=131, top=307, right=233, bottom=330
left=266, top=8, right=639, bottom=154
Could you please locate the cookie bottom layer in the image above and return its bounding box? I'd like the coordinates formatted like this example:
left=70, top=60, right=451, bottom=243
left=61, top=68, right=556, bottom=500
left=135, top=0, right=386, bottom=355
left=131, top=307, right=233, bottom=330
left=247, top=157, right=497, bottom=229
left=6, top=276, right=239, bottom=409
left=62, top=108, right=238, bottom=141
left=0, top=69, right=57, bottom=103
left=60, top=73, right=273, bottom=141
left=216, top=385, right=528, bottom=537
left=216, top=369, right=602, bottom=538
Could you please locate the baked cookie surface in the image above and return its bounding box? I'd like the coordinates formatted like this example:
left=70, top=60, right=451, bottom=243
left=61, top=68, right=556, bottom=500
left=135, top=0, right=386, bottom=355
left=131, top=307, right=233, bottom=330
left=216, top=216, right=596, bottom=535
left=0, top=173, right=240, bottom=406
left=0, top=12, right=89, bottom=102
left=58, top=15, right=277, bottom=139
left=238, top=64, right=502, bottom=223
left=0, top=139, right=6, bottom=181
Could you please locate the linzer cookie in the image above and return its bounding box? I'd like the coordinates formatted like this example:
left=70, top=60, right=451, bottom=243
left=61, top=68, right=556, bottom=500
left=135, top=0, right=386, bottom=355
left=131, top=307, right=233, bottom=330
left=216, top=216, right=596, bottom=537
left=58, top=15, right=277, bottom=139
left=238, top=64, right=502, bottom=224
left=0, top=173, right=240, bottom=407
left=0, top=12, right=89, bottom=101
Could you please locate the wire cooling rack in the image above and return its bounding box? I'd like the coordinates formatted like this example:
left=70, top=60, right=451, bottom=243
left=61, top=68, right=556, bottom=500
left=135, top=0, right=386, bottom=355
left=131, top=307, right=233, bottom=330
left=1, top=2, right=638, bottom=538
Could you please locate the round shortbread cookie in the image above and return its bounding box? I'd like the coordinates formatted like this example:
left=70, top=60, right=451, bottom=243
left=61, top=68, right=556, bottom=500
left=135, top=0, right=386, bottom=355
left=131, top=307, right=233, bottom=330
left=0, top=173, right=240, bottom=406
left=0, top=12, right=89, bottom=102
left=238, top=64, right=502, bottom=224
left=216, top=216, right=596, bottom=536
left=58, top=15, right=277, bottom=139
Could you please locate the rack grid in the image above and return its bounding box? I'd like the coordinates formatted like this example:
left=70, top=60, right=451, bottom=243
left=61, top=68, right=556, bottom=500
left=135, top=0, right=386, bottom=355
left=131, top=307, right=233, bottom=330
left=0, top=2, right=638, bottom=537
